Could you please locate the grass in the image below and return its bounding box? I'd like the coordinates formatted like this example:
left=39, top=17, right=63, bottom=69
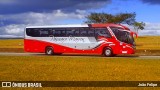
left=0, top=39, right=23, bottom=48
left=135, top=36, right=160, bottom=50
left=134, top=36, right=160, bottom=55
left=0, top=56, right=160, bottom=90
left=0, top=39, right=24, bottom=52
left=1, top=56, right=160, bottom=81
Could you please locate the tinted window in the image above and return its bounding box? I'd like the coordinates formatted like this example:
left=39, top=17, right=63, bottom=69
left=74, top=29, right=80, bottom=37
left=39, top=29, right=49, bottom=37
left=110, top=27, right=134, bottom=45
left=52, top=28, right=66, bottom=37
left=26, top=27, right=111, bottom=37
left=66, top=28, right=75, bottom=37
left=88, top=28, right=95, bottom=37
left=26, top=28, right=42, bottom=37
left=110, top=27, right=124, bottom=41
left=80, top=28, right=88, bottom=36
left=95, top=28, right=111, bottom=38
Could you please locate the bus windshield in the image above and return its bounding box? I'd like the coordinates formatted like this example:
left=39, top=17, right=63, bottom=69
left=110, top=27, right=135, bottom=45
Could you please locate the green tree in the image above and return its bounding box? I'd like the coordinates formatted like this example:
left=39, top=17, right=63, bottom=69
left=85, top=12, right=145, bottom=33
left=85, top=13, right=113, bottom=23
left=133, top=22, right=145, bottom=33
left=85, top=12, right=136, bottom=24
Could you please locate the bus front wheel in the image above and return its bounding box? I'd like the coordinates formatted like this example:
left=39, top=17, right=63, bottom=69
left=103, top=47, right=113, bottom=57
left=45, top=47, right=54, bottom=55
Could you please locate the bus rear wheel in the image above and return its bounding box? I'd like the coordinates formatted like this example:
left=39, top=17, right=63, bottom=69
left=45, top=47, right=54, bottom=55
left=103, top=47, right=113, bottom=57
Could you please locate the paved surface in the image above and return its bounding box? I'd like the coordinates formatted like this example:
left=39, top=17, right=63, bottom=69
left=0, top=53, right=160, bottom=59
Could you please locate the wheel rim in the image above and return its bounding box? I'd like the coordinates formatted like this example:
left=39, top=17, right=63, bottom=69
left=46, top=48, right=53, bottom=55
left=105, top=49, right=111, bottom=56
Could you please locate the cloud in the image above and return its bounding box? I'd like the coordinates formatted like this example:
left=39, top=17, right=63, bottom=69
left=0, top=0, right=111, bottom=14
left=0, top=24, right=25, bottom=36
left=0, top=10, right=87, bottom=38
left=0, top=0, right=112, bottom=38
left=0, top=9, right=86, bottom=25
left=140, top=0, right=160, bottom=5
left=125, top=23, right=160, bottom=36
left=0, top=35, right=23, bottom=38
left=3, top=24, right=25, bottom=35
left=139, top=30, right=160, bottom=36
left=138, top=23, right=160, bottom=36
left=142, top=22, right=160, bottom=30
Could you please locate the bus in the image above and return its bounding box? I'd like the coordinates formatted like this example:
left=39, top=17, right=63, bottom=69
left=24, top=23, right=136, bottom=57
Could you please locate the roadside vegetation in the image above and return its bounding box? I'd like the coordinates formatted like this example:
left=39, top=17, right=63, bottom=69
left=0, top=39, right=23, bottom=52
left=0, top=56, right=160, bottom=90
left=1, top=56, right=160, bottom=81
left=135, top=36, right=160, bottom=55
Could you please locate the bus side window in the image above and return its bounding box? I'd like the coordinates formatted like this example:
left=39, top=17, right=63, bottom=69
left=88, top=28, right=95, bottom=37
left=52, top=30, right=56, bottom=36
left=53, top=28, right=66, bottom=37
left=39, top=29, right=49, bottom=37
left=33, top=29, right=40, bottom=37
left=26, top=28, right=32, bottom=36
left=48, top=29, right=54, bottom=36
left=95, top=28, right=111, bottom=38
left=61, top=30, right=66, bottom=37
left=66, top=28, right=74, bottom=37
left=80, top=28, right=87, bottom=37
left=54, top=30, right=61, bottom=37
left=74, top=29, right=80, bottom=37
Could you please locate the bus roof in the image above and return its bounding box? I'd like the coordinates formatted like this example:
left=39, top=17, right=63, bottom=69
left=91, top=23, right=130, bottom=30
left=26, top=23, right=130, bottom=30
left=26, top=24, right=89, bottom=28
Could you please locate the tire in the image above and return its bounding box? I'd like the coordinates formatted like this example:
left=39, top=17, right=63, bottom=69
left=103, top=47, right=113, bottom=57
left=45, top=47, right=54, bottom=55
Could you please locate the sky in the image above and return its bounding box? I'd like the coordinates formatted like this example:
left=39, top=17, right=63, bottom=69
left=0, top=0, right=160, bottom=38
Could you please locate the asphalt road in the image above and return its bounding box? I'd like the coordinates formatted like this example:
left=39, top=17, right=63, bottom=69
left=0, top=52, right=160, bottom=59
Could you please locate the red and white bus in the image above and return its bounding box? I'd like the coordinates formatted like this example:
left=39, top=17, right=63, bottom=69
left=24, top=23, right=136, bottom=57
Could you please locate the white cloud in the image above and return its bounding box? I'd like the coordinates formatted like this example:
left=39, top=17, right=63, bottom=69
left=143, top=22, right=160, bottom=30
left=0, top=9, right=87, bottom=25
left=124, top=23, right=160, bottom=36
left=1, top=10, right=160, bottom=38
left=137, top=22, right=160, bottom=36
left=0, top=10, right=87, bottom=38
left=138, top=30, right=160, bottom=36
left=4, top=24, right=25, bottom=34
left=0, top=24, right=25, bottom=37
left=0, top=35, right=22, bottom=38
